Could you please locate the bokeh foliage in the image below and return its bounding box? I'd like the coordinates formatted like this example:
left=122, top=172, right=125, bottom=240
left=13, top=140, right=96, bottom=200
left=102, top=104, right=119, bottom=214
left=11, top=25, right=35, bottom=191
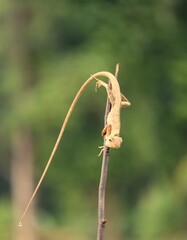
left=0, top=0, right=187, bottom=239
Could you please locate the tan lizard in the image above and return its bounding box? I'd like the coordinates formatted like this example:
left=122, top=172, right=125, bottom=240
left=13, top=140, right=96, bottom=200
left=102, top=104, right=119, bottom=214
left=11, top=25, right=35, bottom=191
left=95, top=77, right=130, bottom=153
left=18, top=71, right=130, bottom=226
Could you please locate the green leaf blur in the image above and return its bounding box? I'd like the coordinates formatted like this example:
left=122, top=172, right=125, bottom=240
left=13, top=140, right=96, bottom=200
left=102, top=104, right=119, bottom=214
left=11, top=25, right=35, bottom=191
left=0, top=0, right=187, bottom=239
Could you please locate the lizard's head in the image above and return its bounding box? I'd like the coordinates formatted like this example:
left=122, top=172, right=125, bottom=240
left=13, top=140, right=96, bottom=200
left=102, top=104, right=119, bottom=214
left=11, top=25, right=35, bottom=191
left=105, top=136, right=122, bottom=149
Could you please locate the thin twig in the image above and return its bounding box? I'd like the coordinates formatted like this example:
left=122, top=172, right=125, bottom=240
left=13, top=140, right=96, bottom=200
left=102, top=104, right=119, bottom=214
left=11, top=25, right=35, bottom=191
left=18, top=71, right=120, bottom=226
left=97, top=64, right=119, bottom=240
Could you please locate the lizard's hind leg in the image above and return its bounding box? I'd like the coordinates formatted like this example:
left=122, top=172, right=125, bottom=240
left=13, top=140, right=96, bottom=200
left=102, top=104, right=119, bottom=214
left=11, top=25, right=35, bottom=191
left=121, top=93, right=131, bottom=108
left=94, top=75, right=130, bottom=109
left=94, top=77, right=115, bottom=106
left=95, top=78, right=109, bottom=92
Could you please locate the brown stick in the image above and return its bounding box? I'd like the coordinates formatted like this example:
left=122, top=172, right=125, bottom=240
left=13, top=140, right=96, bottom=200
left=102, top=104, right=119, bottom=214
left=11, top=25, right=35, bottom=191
left=18, top=70, right=121, bottom=226
left=97, top=64, right=119, bottom=240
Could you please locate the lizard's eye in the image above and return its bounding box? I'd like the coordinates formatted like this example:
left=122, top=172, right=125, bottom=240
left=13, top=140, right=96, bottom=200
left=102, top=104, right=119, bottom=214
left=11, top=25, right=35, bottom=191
left=109, top=139, right=112, bottom=142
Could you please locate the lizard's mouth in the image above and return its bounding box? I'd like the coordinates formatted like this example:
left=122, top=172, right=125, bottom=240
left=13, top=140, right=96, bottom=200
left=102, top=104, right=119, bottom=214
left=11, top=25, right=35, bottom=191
left=106, top=136, right=122, bottom=149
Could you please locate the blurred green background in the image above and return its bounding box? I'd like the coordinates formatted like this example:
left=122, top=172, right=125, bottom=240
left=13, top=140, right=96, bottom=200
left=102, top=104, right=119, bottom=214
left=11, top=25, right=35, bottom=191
left=1, top=0, right=187, bottom=239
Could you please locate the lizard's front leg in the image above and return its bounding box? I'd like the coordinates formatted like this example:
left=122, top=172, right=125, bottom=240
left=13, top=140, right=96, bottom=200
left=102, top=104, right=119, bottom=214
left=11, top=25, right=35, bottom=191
left=101, top=124, right=112, bottom=137
left=98, top=124, right=112, bottom=156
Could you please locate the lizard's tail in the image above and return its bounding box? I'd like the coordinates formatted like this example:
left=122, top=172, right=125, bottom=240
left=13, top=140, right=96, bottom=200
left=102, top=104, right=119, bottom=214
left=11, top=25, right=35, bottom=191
left=18, top=71, right=117, bottom=226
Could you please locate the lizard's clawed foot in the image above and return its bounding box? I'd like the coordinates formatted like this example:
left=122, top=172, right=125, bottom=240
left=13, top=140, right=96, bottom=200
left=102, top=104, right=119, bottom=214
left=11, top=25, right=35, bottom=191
left=121, top=93, right=131, bottom=108
left=95, top=81, right=102, bottom=92
left=91, top=75, right=108, bottom=92
left=98, top=146, right=104, bottom=156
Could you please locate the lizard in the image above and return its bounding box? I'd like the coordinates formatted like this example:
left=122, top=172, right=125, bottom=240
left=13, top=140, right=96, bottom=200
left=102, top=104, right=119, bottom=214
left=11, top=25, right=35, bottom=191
left=95, top=77, right=130, bottom=154
left=18, top=71, right=131, bottom=227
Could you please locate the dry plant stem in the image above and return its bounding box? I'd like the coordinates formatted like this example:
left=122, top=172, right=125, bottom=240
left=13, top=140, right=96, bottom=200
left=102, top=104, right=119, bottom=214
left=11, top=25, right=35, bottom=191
left=97, top=64, right=119, bottom=240
left=18, top=71, right=120, bottom=226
